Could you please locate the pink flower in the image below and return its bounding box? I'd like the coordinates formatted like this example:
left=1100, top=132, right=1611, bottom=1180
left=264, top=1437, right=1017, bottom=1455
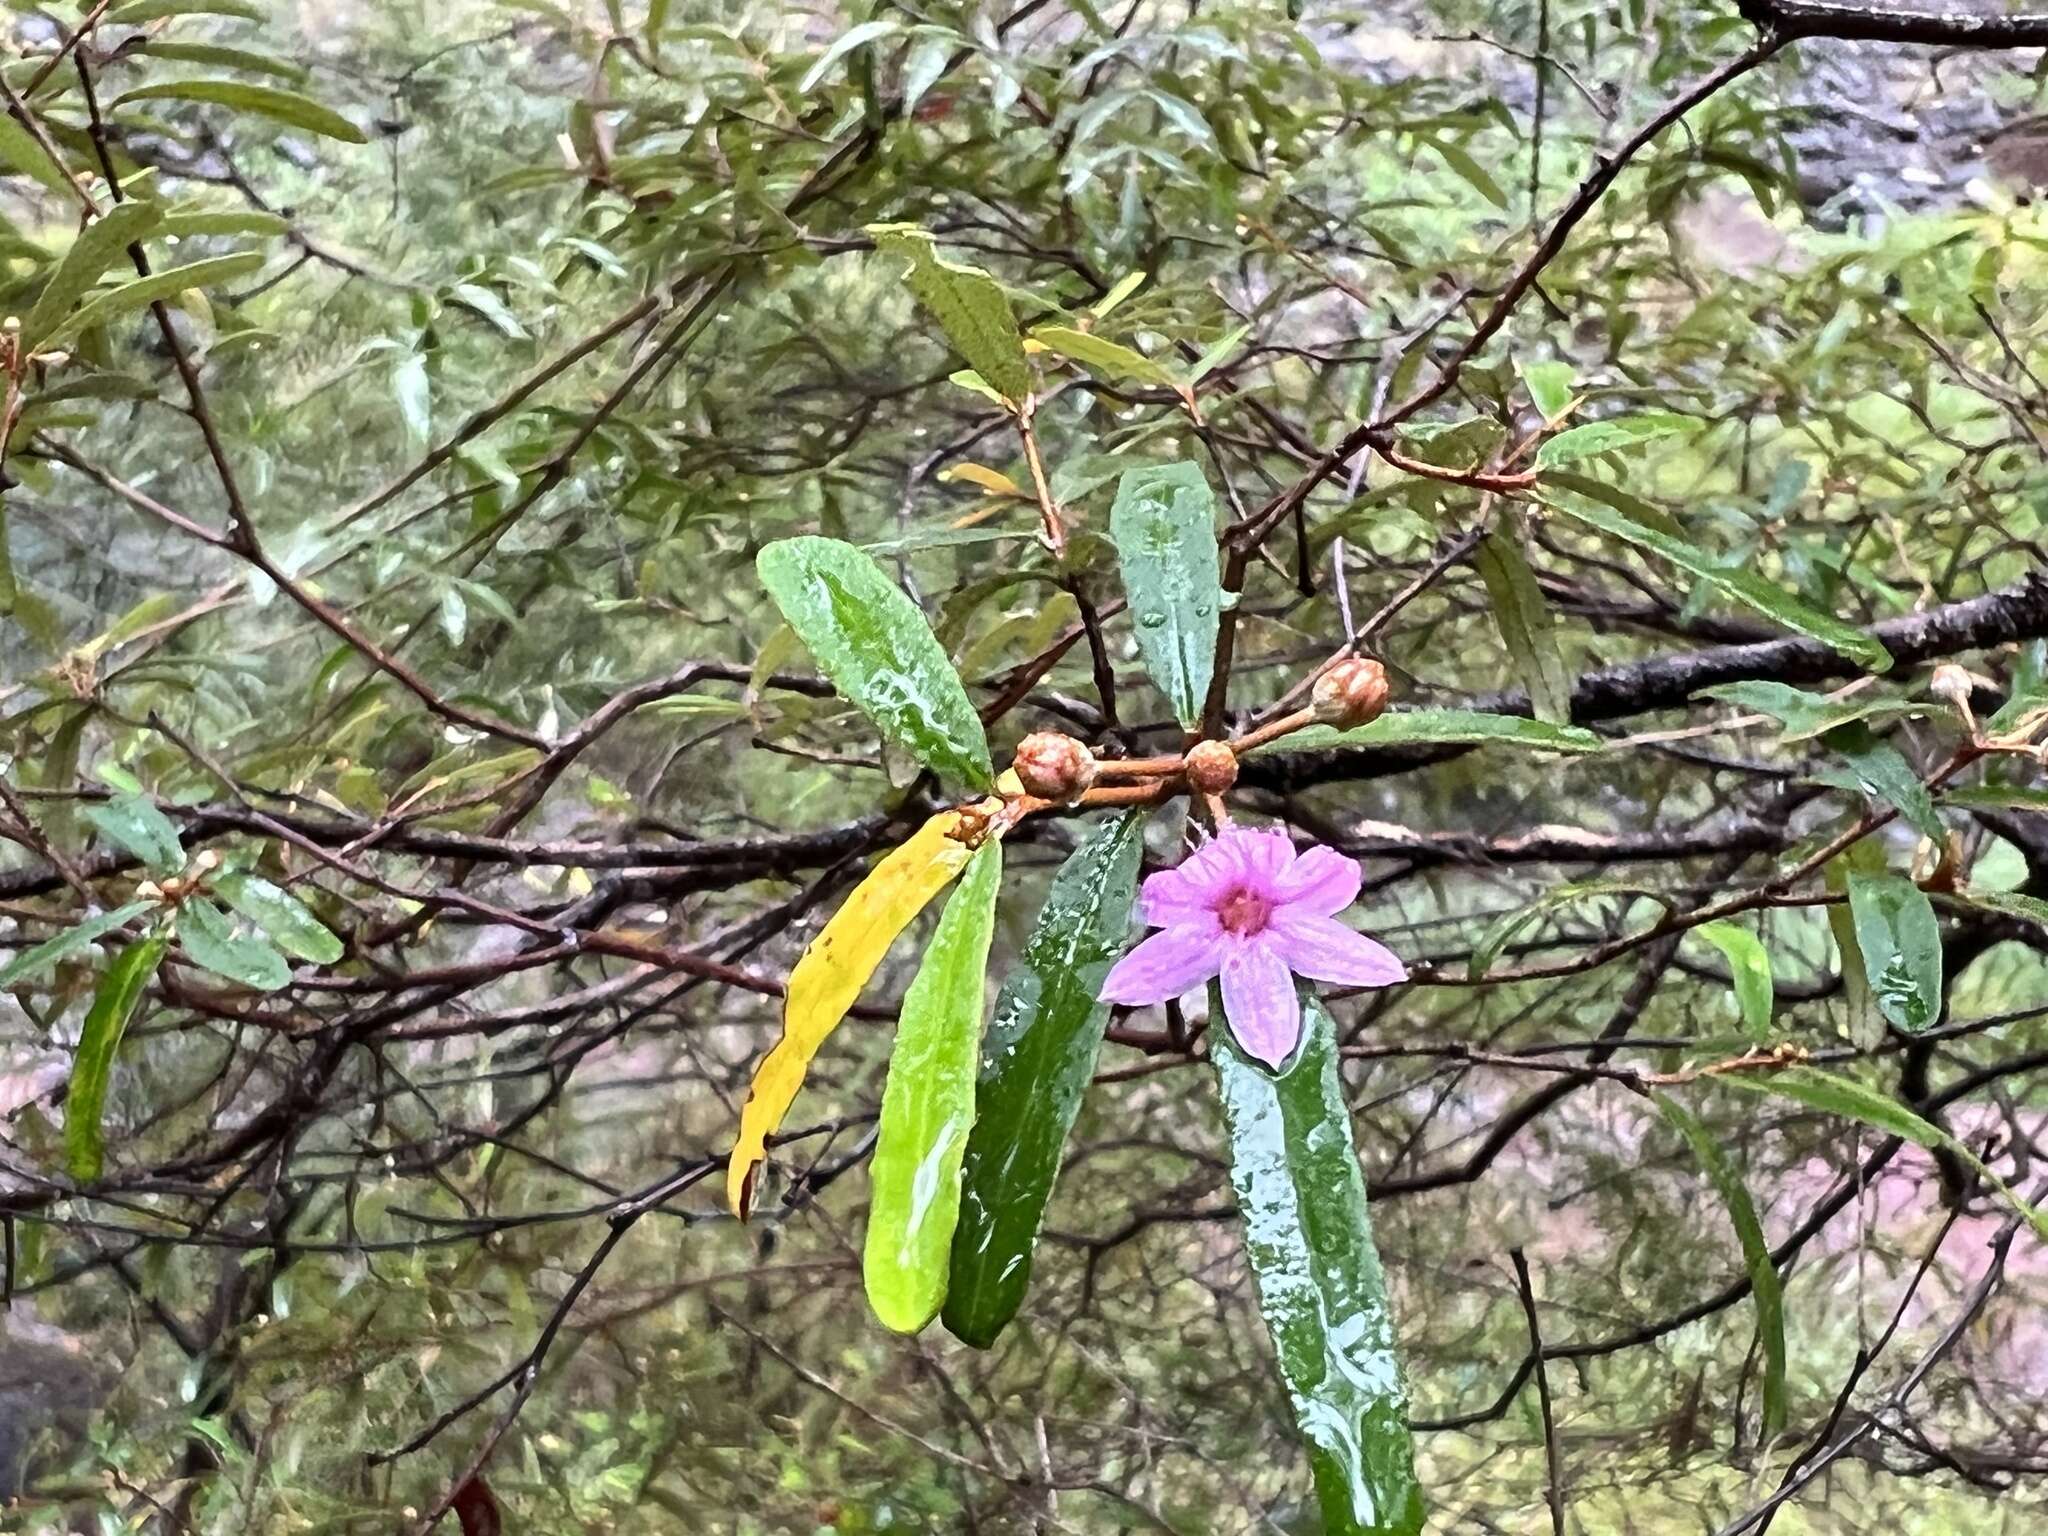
left=1097, top=825, right=1406, bottom=1066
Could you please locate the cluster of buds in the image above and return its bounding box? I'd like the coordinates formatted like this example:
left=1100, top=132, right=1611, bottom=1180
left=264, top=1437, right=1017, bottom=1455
left=135, top=849, right=221, bottom=906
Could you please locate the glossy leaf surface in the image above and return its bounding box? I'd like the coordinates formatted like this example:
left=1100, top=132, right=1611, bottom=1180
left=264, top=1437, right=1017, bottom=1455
left=1108, top=462, right=1221, bottom=729
left=1846, top=873, right=1942, bottom=1032
left=65, top=936, right=168, bottom=1182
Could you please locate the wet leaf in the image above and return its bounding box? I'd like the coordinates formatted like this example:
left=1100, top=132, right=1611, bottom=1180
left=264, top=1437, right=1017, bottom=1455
left=1692, top=920, right=1773, bottom=1040
left=0, top=900, right=158, bottom=989
left=82, top=794, right=184, bottom=874
left=1655, top=1093, right=1786, bottom=1436
left=1271, top=710, right=1602, bottom=755
left=865, top=841, right=1003, bottom=1333
left=65, top=936, right=168, bottom=1183
left=728, top=806, right=997, bottom=1216
left=1213, top=995, right=1424, bottom=1536
left=758, top=536, right=994, bottom=790
left=212, top=873, right=344, bottom=963
left=1109, top=461, right=1220, bottom=729
left=1987, top=638, right=2046, bottom=734
left=175, top=898, right=292, bottom=991
left=1696, top=680, right=1926, bottom=743
left=946, top=813, right=1143, bottom=1348
left=1845, top=873, right=1941, bottom=1032
left=1814, top=723, right=1943, bottom=844
left=1470, top=879, right=1663, bottom=980
left=1475, top=518, right=1572, bottom=724
left=869, top=225, right=1031, bottom=402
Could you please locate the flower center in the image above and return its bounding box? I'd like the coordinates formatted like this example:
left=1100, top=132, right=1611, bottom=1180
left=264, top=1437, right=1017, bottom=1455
left=1217, top=885, right=1271, bottom=937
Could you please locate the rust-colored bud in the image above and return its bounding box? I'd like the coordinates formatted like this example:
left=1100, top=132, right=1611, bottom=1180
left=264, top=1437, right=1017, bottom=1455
left=1184, top=739, right=1238, bottom=796
left=1012, top=731, right=1097, bottom=802
left=1312, top=657, right=1390, bottom=728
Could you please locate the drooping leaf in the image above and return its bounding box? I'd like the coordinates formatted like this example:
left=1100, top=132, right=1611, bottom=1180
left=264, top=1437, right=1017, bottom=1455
left=1939, top=887, right=2048, bottom=932
left=23, top=200, right=165, bottom=353
left=1271, top=710, right=1603, bottom=755
left=1942, top=784, right=2048, bottom=812
left=868, top=225, right=1031, bottom=403
left=0, top=900, right=158, bottom=989
left=64, top=936, right=168, bottom=1183
left=757, top=536, right=994, bottom=790
left=865, top=841, right=1003, bottom=1334
left=82, top=794, right=184, bottom=874
left=945, top=813, right=1143, bottom=1347
left=1692, top=920, right=1774, bottom=1040
left=1655, top=1093, right=1786, bottom=1436
left=112, top=81, right=368, bottom=145
left=1538, top=489, right=1893, bottom=672
left=1536, top=411, right=1695, bottom=467
left=392, top=353, right=431, bottom=446
left=1108, top=461, right=1220, bottom=729
left=1426, top=135, right=1506, bottom=208
left=212, top=873, right=344, bottom=963
left=1845, top=872, right=1942, bottom=1032
left=1815, top=722, right=1944, bottom=843
left=1517, top=359, right=1575, bottom=420
left=1213, top=994, right=1425, bottom=1536
left=1475, top=520, right=1572, bottom=724
left=1987, top=638, right=2046, bottom=734
left=798, top=19, right=902, bottom=92
left=727, top=805, right=998, bottom=1216
left=1030, top=324, right=1178, bottom=387
left=1696, top=680, right=1926, bottom=743
left=174, top=898, right=292, bottom=991
left=135, top=41, right=311, bottom=81
left=1470, top=879, right=1664, bottom=980
left=40, top=253, right=266, bottom=350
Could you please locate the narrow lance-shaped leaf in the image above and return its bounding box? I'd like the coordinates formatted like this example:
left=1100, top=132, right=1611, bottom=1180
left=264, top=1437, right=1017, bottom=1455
left=213, top=873, right=344, bottom=963
left=1987, top=638, right=2046, bottom=734
left=865, top=841, right=1003, bottom=1334
left=1213, top=994, right=1425, bottom=1536
left=1655, top=1093, right=1787, bottom=1437
left=1815, top=722, right=1944, bottom=844
left=82, top=794, right=184, bottom=875
left=1846, top=872, right=1942, bottom=1032
left=1536, top=412, right=1694, bottom=467
left=1537, top=488, right=1892, bottom=672
left=1475, top=519, right=1572, bottom=725
left=758, top=536, right=994, bottom=791
left=65, top=936, right=168, bottom=1183
left=1692, top=920, right=1774, bottom=1040
left=1696, top=680, right=1926, bottom=744
left=728, top=805, right=997, bottom=1216
left=868, top=225, right=1031, bottom=403
left=1030, top=325, right=1179, bottom=387
left=112, top=81, right=368, bottom=145
left=24, top=200, right=165, bottom=353
left=0, top=900, right=158, bottom=989
left=946, top=813, right=1143, bottom=1348
left=1824, top=849, right=1882, bottom=1046
left=174, top=898, right=292, bottom=992
left=40, top=253, right=266, bottom=351
left=1264, top=710, right=1603, bottom=756
left=1109, top=462, right=1221, bottom=729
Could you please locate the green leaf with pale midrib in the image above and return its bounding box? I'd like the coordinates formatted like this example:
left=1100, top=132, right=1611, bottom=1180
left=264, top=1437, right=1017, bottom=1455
left=1476, top=520, right=1572, bottom=725
left=175, top=898, right=292, bottom=991
left=0, top=900, right=158, bottom=990
left=213, top=873, right=344, bottom=964
left=112, top=80, right=367, bottom=145
left=1109, top=462, right=1221, bottom=730
left=1845, top=872, right=1942, bottom=1032
left=1264, top=710, right=1602, bottom=756
left=757, top=537, right=993, bottom=790
left=869, top=225, right=1031, bottom=403
left=65, top=936, right=168, bottom=1183
left=41, top=253, right=265, bottom=351
left=945, top=814, right=1142, bottom=1349
left=82, top=794, right=184, bottom=874
left=1213, top=995, right=1425, bottom=1536
left=865, top=841, right=1002, bottom=1334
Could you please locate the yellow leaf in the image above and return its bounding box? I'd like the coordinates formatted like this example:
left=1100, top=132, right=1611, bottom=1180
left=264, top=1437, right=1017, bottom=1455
left=937, top=462, right=1024, bottom=498
left=727, top=803, right=1001, bottom=1216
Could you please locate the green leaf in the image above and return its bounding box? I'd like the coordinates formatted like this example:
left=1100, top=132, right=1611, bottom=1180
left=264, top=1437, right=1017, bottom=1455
left=1696, top=680, right=1926, bottom=743
left=82, top=794, right=184, bottom=874
left=1655, top=1093, right=1786, bottom=1437
left=1269, top=710, right=1602, bottom=756
left=757, top=536, right=994, bottom=790
left=798, top=19, right=901, bottom=92
left=945, top=814, right=1143, bottom=1348
left=1213, top=995, right=1425, bottom=1536
left=107, top=0, right=267, bottom=20
left=0, top=499, right=13, bottom=617
left=1538, top=488, right=1893, bottom=672
left=1475, top=520, right=1572, bottom=725
left=1108, top=462, right=1221, bottom=729
left=0, top=900, right=158, bottom=989
left=0, top=114, right=77, bottom=193
left=213, top=873, right=344, bottom=963
left=64, top=937, right=168, bottom=1183
left=1942, top=784, right=2048, bottom=812
left=174, top=898, right=291, bottom=991
left=23, top=200, right=164, bottom=353
left=39, top=253, right=264, bottom=351
left=1987, top=638, right=2046, bottom=733
left=392, top=353, right=430, bottom=446
left=1940, top=887, right=2048, bottom=932
left=869, top=225, right=1031, bottom=403
left=451, top=282, right=528, bottom=340
left=153, top=210, right=291, bottom=240
left=1030, top=324, right=1178, bottom=387
left=1517, top=359, right=1575, bottom=420
left=1538, top=468, right=1683, bottom=538
left=135, top=41, right=310, bottom=82
left=1470, top=879, right=1663, bottom=980
left=865, top=841, right=1002, bottom=1334
left=1088, top=270, right=1146, bottom=319
left=1692, top=921, right=1774, bottom=1040
left=1426, top=135, right=1506, bottom=208
left=112, top=81, right=368, bottom=144
left=1536, top=412, right=1695, bottom=467
left=1816, top=723, right=1944, bottom=843
left=1846, top=873, right=1942, bottom=1032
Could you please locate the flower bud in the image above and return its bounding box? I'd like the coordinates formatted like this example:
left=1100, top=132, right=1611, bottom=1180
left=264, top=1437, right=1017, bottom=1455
left=1012, top=731, right=1097, bottom=802
left=1312, top=657, right=1390, bottom=728
left=1930, top=663, right=1974, bottom=708
left=1184, top=739, right=1238, bottom=796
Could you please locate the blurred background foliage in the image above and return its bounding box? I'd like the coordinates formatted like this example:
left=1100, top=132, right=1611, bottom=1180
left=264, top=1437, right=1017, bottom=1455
left=2, top=0, right=2047, bottom=1532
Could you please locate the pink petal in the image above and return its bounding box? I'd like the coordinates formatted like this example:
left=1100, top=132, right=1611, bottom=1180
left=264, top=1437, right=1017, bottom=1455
left=1219, top=939, right=1302, bottom=1067
left=1138, top=865, right=1215, bottom=927
left=1172, top=835, right=1243, bottom=900
left=1220, top=826, right=1294, bottom=890
left=1098, top=919, right=1224, bottom=1005
left=1272, top=844, right=1362, bottom=917
left=1269, top=911, right=1407, bottom=988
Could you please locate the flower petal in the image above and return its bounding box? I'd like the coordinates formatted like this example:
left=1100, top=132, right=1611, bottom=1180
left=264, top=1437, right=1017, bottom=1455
left=1218, top=939, right=1303, bottom=1067
left=1173, top=834, right=1243, bottom=899
left=1098, top=919, right=1224, bottom=1005
left=1138, top=865, right=1215, bottom=926
left=1272, top=844, right=1362, bottom=917
left=1221, top=825, right=1295, bottom=889
left=1269, top=911, right=1407, bottom=988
